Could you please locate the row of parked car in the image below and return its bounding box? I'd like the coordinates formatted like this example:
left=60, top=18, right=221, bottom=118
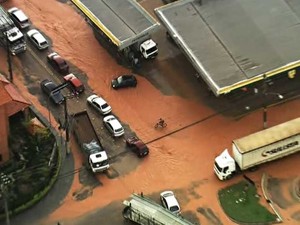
left=8, top=4, right=182, bottom=216
left=8, top=6, right=148, bottom=156
left=87, top=93, right=149, bottom=157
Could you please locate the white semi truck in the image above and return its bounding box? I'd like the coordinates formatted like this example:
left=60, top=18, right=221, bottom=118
left=70, top=0, right=160, bottom=67
left=214, top=117, right=300, bottom=180
left=0, top=5, right=26, bottom=55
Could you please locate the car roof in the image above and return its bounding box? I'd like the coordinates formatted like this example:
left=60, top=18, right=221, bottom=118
left=64, top=74, right=83, bottom=88
left=53, top=55, right=65, bottom=64
left=93, top=96, right=107, bottom=105
left=89, top=152, right=108, bottom=163
left=13, top=9, right=29, bottom=22
left=44, top=81, right=56, bottom=90
left=163, top=193, right=179, bottom=207
left=105, top=115, right=122, bottom=129
left=34, top=33, right=47, bottom=42
left=69, top=77, right=83, bottom=88
left=28, top=29, right=46, bottom=43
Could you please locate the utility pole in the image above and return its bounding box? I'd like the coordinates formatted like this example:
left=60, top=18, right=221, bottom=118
left=64, top=98, right=70, bottom=155
left=6, top=34, right=13, bottom=83
left=262, top=74, right=283, bottom=129
left=263, top=74, right=268, bottom=129
left=263, top=106, right=267, bottom=129
left=49, top=81, right=71, bottom=155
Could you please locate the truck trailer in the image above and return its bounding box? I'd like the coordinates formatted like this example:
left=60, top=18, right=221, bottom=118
left=73, top=111, right=109, bottom=173
left=123, top=193, right=195, bottom=225
left=70, top=0, right=160, bottom=67
left=0, top=5, right=26, bottom=55
left=214, top=117, right=300, bottom=180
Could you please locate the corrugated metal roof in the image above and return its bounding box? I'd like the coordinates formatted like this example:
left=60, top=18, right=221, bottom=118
left=155, top=0, right=300, bottom=95
left=0, top=74, right=30, bottom=106
left=71, top=0, right=160, bottom=49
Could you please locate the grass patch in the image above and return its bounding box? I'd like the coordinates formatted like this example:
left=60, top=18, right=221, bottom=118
left=218, top=180, right=278, bottom=224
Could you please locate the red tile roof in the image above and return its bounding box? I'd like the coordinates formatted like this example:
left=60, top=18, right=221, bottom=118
left=0, top=81, right=11, bottom=106
left=0, top=74, right=30, bottom=106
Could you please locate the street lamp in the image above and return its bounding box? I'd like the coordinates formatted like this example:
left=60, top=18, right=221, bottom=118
left=262, top=81, right=284, bottom=129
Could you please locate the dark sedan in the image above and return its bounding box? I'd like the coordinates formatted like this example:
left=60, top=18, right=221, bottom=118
left=126, top=136, right=149, bottom=157
left=111, top=75, right=137, bottom=89
left=40, top=79, right=64, bottom=105
left=47, top=52, right=69, bottom=74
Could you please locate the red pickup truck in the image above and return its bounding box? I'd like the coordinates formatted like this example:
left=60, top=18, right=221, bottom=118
left=63, top=73, right=85, bottom=94
left=126, top=136, right=149, bottom=157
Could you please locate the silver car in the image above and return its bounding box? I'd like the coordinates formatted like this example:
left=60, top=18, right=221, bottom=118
left=87, top=94, right=112, bottom=115
left=103, top=115, right=124, bottom=137
left=7, top=7, right=31, bottom=29
left=27, top=29, right=49, bottom=50
left=160, top=191, right=181, bottom=214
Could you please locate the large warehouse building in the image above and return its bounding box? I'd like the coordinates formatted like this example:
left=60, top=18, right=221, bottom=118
left=155, top=0, right=300, bottom=96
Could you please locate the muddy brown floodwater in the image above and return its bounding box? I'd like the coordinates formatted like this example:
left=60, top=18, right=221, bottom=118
left=1, top=0, right=300, bottom=225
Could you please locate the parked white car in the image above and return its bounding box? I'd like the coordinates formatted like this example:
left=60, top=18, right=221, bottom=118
left=87, top=94, right=112, bottom=115
left=27, top=29, right=49, bottom=50
left=103, top=115, right=124, bottom=137
left=160, top=191, right=181, bottom=214
left=7, top=7, right=31, bottom=29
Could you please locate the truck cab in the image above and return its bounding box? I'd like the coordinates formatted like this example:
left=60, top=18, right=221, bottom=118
left=6, top=27, right=26, bottom=55
left=63, top=73, right=85, bottom=94
left=89, top=151, right=110, bottom=173
left=139, top=39, right=158, bottom=59
left=214, top=149, right=236, bottom=180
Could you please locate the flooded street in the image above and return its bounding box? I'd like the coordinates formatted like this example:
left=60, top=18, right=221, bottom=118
left=1, top=0, right=300, bottom=225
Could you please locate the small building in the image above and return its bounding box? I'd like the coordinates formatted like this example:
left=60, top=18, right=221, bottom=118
left=0, top=74, right=30, bottom=164
left=155, top=0, right=300, bottom=96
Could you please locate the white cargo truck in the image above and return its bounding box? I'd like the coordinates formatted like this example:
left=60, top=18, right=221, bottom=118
left=0, top=5, right=26, bottom=55
left=70, top=0, right=160, bottom=67
left=214, top=117, right=300, bottom=180
left=73, top=111, right=110, bottom=173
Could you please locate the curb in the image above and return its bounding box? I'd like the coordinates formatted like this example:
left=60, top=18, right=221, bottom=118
left=261, top=173, right=283, bottom=223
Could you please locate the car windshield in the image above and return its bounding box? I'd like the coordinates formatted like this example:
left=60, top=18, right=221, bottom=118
left=40, top=41, right=47, bottom=46
left=170, top=205, right=180, bottom=212
left=117, top=76, right=123, bottom=83
left=115, top=128, right=123, bottom=132
left=9, top=38, right=23, bottom=45
left=146, top=46, right=158, bottom=54
left=101, top=103, right=109, bottom=109
left=91, top=160, right=108, bottom=168
left=214, top=161, right=223, bottom=172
